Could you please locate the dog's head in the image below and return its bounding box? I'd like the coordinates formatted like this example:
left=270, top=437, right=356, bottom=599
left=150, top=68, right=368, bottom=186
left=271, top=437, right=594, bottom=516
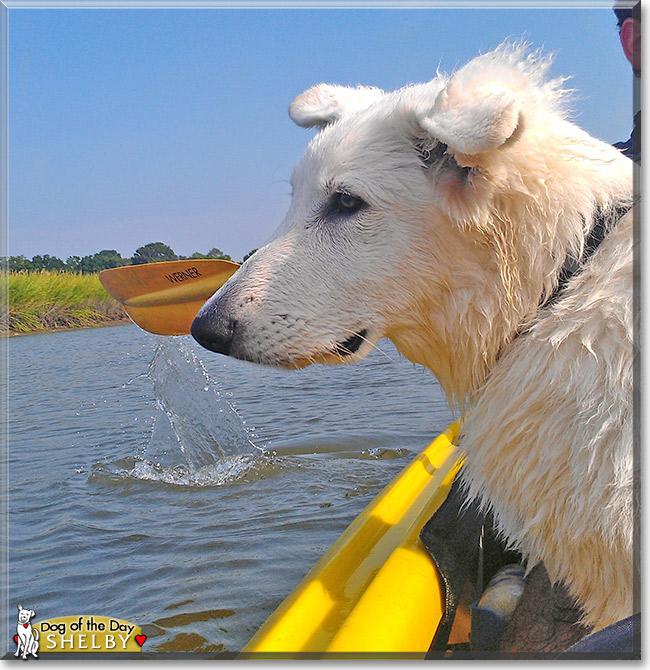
left=191, top=44, right=625, bottom=400
left=17, top=606, right=35, bottom=625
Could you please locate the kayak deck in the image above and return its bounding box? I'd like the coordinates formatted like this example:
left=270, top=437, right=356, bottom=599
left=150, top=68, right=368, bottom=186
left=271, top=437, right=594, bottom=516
left=241, top=422, right=463, bottom=657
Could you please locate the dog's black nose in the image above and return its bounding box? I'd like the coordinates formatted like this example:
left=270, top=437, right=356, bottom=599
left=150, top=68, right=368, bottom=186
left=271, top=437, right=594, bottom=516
left=191, top=309, right=237, bottom=355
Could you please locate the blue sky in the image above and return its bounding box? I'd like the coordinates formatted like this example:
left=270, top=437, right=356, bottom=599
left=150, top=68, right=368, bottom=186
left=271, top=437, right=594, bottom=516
left=9, top=4, right=634, bottom=263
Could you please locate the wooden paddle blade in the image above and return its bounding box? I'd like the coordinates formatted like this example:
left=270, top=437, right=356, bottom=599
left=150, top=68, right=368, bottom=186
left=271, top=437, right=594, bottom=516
left=99, top=259, right=240, bottom=335
left=119, top=301, right=209, bottom=336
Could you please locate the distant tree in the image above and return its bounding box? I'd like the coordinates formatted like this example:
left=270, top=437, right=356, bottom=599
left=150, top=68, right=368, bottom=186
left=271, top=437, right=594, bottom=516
left=79, top=249, right=127, bottom=274
left=7, top=255, right=35, bottom=272
left=242, top=248, right=258, bottom=263
left=131, top=242, right=177, bottom=265
left=32, top=254, right=66, bottom=271
left=190, top=252, right=207, bottom=259
left=78, top=256, right=97, bottom=273
left=205, top=248, right=232, bottom=261
left=4, top=251, right=130, bottom=274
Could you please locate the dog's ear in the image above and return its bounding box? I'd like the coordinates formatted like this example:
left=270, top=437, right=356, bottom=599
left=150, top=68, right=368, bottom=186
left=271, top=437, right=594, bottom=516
left=417, top=62, right=521, bottom=158
left=29, top=610, right=35, bottom=618
left=289, top=84, right=384, bottom=128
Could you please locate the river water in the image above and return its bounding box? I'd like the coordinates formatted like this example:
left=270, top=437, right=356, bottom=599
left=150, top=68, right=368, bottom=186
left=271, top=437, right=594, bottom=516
left=7, top=323, right=453, bottom=654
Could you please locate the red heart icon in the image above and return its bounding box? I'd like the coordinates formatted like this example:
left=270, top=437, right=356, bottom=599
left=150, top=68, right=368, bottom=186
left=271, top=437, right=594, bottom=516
left=135, top=634, right=147, bottom=647
left=13, top=634, right=17, bottom=643
left=23, top=624, right=28, bottom=628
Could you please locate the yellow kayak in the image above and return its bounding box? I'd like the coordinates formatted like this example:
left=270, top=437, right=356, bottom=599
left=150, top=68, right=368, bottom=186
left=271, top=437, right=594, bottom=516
left=241, top=422, right=463, bottom=657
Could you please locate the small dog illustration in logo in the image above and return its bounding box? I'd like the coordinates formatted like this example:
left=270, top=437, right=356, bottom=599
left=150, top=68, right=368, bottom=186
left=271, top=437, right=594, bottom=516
left=14, top=605, right=39, bottom=660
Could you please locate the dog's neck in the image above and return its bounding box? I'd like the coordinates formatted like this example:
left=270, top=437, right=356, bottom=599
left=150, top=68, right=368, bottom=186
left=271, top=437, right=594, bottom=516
left=390, top=197, right=632, bottom=413
left=390, top=296, right=526, bottom=412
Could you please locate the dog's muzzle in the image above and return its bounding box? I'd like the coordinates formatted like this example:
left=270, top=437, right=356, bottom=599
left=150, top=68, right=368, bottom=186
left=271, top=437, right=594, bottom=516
left=191, top=302, right=237, bottom=356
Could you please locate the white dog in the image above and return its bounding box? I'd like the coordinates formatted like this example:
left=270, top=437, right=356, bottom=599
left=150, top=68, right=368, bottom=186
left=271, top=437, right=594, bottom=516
left=15, top=605, right=39, bottom=659
left=191, top=44, right=635, bottom=632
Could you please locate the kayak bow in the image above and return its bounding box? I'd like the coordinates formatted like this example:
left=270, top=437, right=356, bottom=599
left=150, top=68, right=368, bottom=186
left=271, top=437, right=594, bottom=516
left=241, top=421, right=463, bottom=657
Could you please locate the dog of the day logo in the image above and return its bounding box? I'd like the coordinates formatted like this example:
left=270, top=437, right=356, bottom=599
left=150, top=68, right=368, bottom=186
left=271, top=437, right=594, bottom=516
left=13, top=607, right=146, bottom=656
left=14, top=606, right=39, bottom=660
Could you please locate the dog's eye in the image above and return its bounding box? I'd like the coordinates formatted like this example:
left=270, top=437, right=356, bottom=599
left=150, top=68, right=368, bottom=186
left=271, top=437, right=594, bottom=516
left=333, top=191, right=365, bottom=215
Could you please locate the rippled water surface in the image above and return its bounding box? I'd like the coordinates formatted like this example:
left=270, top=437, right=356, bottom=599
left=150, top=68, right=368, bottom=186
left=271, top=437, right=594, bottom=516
left=8, top=323, right=453, bottom=654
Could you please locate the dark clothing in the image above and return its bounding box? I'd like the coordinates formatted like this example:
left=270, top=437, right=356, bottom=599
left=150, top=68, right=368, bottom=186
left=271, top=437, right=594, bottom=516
left=561, top=613, right=641, bottom=658
left=420, top=480, right=520, bottom=656
left=614, top=110, right=641, bottom=162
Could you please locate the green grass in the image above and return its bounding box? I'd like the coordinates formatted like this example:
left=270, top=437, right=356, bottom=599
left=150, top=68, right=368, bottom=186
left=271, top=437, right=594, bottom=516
left=2, top=271, right=128, bottom=334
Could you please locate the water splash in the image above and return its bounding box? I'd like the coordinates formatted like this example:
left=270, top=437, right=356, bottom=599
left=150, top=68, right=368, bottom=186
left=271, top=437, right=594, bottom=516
left=146, top=337, right=258, bottom=468
left=91, top=337, right=264, bottom=488
left=89, top=338, right=408, bottom=489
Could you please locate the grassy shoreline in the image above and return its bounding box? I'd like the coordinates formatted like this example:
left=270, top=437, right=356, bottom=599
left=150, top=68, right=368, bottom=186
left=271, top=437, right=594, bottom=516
left=3, top=271, right=130, bottom=336
left=7, top=317, right=132, bottom=337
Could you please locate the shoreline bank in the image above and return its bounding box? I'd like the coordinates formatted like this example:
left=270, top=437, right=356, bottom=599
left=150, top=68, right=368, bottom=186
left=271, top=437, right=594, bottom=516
left=5, top=316, right=133, bottom=338
left=6, top=270, right=132, bottom=337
